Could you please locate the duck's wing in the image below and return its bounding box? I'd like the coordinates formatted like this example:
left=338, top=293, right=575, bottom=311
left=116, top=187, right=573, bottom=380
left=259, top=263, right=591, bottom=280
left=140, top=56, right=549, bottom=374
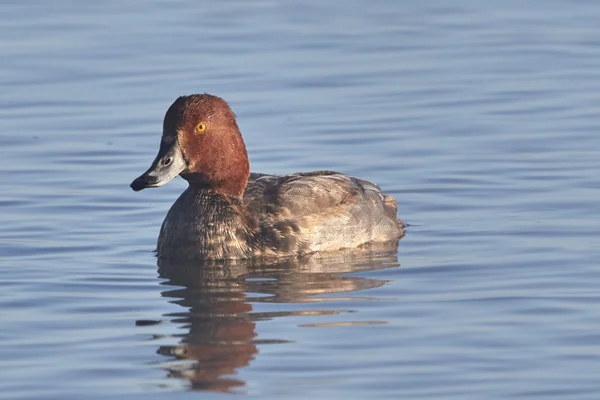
left=244, top=171, right=404, bottom=254
left=246, top=171, right=362, bottom=216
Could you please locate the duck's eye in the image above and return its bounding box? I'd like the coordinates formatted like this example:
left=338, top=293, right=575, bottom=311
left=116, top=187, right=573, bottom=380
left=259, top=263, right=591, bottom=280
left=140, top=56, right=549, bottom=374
left=195, top=122, right=207, bottom=133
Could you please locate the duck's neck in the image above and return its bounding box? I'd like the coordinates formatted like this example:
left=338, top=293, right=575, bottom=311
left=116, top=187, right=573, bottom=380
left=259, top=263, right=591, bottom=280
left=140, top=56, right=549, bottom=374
left=184, top=183, right=244, bottom=205
left=181, top=172, right=248, bottom=197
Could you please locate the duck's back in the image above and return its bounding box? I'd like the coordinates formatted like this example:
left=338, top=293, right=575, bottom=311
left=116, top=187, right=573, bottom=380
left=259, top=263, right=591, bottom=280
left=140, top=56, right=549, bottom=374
left=244, top=171, right=404, bottom=255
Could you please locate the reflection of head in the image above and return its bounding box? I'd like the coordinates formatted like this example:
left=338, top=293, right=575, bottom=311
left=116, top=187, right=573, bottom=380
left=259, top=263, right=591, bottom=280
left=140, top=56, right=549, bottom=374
left=158, top=324, right=256, bottom=393
left=152, top=242, right=400, bottom=392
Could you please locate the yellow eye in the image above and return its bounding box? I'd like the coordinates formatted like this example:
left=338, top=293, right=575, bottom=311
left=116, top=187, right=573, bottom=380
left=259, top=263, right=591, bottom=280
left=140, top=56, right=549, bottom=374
left=195, top=122, right=207, bottom=133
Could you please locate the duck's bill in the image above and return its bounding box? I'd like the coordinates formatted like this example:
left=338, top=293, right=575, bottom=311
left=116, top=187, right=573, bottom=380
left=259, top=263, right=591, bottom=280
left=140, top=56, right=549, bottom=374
left=130, top=141, right=186, bottom=191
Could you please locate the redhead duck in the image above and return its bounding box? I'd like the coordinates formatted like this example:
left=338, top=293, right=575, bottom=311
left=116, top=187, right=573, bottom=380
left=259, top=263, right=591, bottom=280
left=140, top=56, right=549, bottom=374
left=131, top=94, right=405, bottom=260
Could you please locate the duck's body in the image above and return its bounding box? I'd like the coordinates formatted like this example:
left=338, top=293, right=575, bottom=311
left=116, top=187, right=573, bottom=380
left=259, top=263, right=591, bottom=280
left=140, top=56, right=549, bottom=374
left=158, top=171, right=404, bottom=260
left=131, top=94, right=405, bottom=260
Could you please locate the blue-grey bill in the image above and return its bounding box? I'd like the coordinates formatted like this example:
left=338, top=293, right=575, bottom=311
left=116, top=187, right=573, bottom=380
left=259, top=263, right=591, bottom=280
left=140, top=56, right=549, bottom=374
left=130, top=141, right=186, bottom=191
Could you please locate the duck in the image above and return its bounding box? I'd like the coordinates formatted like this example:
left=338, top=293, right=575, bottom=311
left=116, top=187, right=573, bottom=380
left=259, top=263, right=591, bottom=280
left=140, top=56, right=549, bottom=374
left=131, top=94, right=405, bottom=260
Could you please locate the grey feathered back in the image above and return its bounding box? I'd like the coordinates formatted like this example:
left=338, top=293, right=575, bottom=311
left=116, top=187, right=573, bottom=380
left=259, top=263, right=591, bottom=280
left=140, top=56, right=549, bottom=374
left=243, top=171, right=404, bottom=255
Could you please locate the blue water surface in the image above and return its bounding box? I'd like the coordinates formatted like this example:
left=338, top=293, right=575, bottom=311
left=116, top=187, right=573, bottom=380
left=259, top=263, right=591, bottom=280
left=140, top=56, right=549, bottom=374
left=1, top=1, right=600, bottom=399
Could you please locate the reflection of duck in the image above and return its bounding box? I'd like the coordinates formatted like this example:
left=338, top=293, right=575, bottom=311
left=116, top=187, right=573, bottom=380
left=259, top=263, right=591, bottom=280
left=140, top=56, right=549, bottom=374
left=130, top=94, right=405, bottom=260
left=146, top=243, right=400, bottom=393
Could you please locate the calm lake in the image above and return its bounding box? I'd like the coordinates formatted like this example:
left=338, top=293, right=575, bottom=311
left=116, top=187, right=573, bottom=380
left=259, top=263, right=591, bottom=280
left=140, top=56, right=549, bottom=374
left=2, top=1, right=600, bottom=399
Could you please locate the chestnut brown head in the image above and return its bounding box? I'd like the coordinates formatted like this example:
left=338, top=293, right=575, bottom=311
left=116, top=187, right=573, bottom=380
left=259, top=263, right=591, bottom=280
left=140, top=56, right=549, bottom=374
left=130, top=94, right=250, bottom=197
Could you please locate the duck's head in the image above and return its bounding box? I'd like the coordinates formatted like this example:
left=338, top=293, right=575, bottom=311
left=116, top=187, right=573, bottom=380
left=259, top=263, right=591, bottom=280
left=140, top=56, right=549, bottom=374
left=130, top=94, right=250, bottom=197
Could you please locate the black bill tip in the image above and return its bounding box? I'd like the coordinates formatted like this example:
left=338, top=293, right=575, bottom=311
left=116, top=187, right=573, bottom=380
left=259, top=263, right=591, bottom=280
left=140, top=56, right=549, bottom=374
left=130, top=175, right=154, bottom=191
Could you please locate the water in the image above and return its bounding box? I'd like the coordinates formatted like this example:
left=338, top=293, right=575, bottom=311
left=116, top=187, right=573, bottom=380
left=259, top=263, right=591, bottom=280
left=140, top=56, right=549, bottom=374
left=2, top=1, right=600, bottom=398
